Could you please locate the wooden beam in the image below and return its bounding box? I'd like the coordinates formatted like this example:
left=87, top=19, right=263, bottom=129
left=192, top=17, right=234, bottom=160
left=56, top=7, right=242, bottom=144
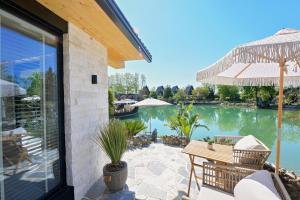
left=37, top=0, right=143, bottom=68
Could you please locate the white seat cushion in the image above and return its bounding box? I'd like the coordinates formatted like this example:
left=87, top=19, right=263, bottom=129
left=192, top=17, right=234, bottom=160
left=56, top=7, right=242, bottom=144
left=234, top=135, right=264, bottom=150
left=197, top=186, right=234, bottom=200
left=2, top=127, right=27, bottom=136
left=234, top=170, right=281, bottom=200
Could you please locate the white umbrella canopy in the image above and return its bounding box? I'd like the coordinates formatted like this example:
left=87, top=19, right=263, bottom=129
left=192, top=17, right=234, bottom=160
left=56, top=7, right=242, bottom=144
left=131, top=98, right=172, bottom=133
left=197, top=28, right=300, bottom=174
left=198, top=62, right=300, bottom=86
left=131, top=98, right=172, bottom=107
left=0, top=79, right=27, bottom=97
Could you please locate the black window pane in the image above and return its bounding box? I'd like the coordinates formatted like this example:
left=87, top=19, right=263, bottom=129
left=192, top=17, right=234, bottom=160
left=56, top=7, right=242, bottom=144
left=1, top=9, right=61, bottom=200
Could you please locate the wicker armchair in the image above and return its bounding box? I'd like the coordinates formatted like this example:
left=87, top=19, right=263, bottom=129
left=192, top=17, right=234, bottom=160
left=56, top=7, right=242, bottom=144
left=202, top=162, right=291, bottom=200
left=214, top=135, right=271, bottom=170
left=202, top=162, right=254, bottom=193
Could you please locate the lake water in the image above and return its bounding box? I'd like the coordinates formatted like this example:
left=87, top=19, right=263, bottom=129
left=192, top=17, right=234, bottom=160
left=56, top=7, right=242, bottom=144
left=124, top=105, right=300, bottom=174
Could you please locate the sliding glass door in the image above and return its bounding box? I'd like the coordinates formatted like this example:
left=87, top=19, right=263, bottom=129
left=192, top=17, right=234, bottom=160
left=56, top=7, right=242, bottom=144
left=1, top=9, right=61, bottom=200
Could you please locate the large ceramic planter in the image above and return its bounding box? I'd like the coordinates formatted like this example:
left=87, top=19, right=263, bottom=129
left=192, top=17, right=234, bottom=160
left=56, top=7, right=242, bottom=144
left=103, top=161, right=128, bottom=192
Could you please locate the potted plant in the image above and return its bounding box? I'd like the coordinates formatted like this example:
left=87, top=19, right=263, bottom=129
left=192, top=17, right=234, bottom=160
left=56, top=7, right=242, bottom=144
left=95, top=119, right=128, bottom=191
left=207, top=139, right=214, bottom=150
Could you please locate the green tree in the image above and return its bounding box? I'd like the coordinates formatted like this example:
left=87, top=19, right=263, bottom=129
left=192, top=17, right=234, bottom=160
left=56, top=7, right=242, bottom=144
left=192, top=86, right=209, bottom=100
left=109, top=73, right=125, bottom=93
left=150, top=90, right=157, bottom=99
left=109, top=72, right=140, bottom=94
left=108, top=89, right=115, bottom=118
left=27, top=72, right=41, bottom=96
left=258, top=86, right=276, bottom=102
left=240, top=86, right=257, bottom=101
left=163, top=85, right=173, bottom=99
left=284, top=88, right=299, bottom=105
left=217, top=85, right=240, bottom=101
left=173, top=89, right=186, bottom=102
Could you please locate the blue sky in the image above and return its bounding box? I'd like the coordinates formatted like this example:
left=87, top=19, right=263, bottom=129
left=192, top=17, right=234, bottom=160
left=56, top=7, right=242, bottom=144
left=109, top=0, right=300, bottom=88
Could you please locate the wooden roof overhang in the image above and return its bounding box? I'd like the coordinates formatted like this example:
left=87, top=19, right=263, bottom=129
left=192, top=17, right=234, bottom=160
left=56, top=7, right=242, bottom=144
left=37, top=0, right=152, bottom=68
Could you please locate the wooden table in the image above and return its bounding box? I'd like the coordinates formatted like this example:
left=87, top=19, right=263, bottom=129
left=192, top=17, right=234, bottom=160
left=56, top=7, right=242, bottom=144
left=182, top=140, right=234, bottom=196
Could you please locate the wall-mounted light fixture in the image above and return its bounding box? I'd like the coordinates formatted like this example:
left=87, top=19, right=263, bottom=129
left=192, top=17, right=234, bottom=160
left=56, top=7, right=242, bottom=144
left=91, top=75, right=98, bottom=84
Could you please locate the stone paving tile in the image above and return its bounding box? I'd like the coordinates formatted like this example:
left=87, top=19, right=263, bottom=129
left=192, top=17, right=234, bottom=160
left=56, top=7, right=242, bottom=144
left=178, top=166, right=189, bottom=177
left=100, top=143, right=201, bottom=199
left=136, top=182, right=167, bottom=199
left=147, top=161, right=167, bottom=176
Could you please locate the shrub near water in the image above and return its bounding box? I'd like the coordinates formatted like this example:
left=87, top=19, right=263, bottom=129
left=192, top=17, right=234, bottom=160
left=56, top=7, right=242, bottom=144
left=124, top=120, right=147, bottom=138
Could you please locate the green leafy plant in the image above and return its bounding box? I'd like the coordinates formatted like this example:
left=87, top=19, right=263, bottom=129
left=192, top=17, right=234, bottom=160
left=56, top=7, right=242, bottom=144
left=163, top=85, right=173, bottom=99
left=201, top=136, right=211, bottom=142
left=150, top=90, right=158, bottom=99
left=192, top=86, right=210, bottom=100
left=95, top=120, right=127, bottom=166
left=207, top=139, right=214, bottom=145
left=172, top=89, right=186, bottom=102
left=124, top=120, right=147, bottom=138
left=217, top=85, right=240, bottom=101
left=165, top=102, right=209, bottom=142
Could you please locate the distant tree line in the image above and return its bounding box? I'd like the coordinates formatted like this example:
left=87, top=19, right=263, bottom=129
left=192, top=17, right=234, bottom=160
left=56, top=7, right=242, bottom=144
left=109, top=73, right=146, bottom=94
left=109, top=73, right=300, bottom=108
left=142, top=84, right=300, bottom=108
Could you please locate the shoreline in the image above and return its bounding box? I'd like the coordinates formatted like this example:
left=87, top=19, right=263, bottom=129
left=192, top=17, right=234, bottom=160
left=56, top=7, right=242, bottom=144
left=183, top=100, right=300, bottom=110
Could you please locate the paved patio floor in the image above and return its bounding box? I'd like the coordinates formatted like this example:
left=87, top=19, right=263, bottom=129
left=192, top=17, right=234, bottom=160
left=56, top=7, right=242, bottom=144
left=99, top=142, right=205, bottom=200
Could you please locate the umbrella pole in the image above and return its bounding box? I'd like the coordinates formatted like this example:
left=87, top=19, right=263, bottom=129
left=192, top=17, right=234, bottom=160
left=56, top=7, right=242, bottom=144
left=149, top=118, right=152, bottom=133
left=275, top=59, right=285, bottom=174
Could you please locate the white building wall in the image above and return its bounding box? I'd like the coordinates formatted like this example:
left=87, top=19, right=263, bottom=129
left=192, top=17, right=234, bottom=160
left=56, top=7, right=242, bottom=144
left=63, top=23, right=109, bottom=200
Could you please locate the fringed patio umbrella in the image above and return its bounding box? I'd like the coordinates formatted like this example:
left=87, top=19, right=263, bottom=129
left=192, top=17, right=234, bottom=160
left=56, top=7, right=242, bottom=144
left=197, top=28, right=300, bottom=174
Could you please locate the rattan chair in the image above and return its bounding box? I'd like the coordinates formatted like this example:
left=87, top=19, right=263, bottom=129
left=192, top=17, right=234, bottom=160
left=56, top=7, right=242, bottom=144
left=202, top=162, right=291, bottom=200
left=214, top=135, right=271, bottom=170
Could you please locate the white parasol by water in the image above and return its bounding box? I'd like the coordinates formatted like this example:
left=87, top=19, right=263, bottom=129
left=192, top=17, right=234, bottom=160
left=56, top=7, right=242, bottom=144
left=131, top=98, right=172, bottom=133
left=0, top=79, right=26, bottom=97
left=197, top=28, right=300, bottom=174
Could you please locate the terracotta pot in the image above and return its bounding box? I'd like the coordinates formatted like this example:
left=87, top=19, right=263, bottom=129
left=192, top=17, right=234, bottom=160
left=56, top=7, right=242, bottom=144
left=207, top=143, right=214, bottom=150
left=103, top=161, right=128, bottom=192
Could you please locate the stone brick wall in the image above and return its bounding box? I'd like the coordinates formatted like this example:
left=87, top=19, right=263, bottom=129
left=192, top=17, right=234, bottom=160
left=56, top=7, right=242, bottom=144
left=63, top=23, right=109, bottom=200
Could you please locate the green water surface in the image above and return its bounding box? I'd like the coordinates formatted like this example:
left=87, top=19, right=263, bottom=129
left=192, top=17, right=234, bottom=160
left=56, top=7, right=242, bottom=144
left=124, top=105, right=300, bottom=173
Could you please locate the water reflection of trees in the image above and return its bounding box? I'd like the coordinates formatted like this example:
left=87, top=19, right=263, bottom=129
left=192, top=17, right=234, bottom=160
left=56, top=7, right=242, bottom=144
left=137, top=106, right=176, bottom=123
left=216, top=107, right=241, bottom=132
left=134, top=105, right=300, bottom=147
left=239, top=109, right=277, bottom=148
left=282, top=111, right=300, bottom=143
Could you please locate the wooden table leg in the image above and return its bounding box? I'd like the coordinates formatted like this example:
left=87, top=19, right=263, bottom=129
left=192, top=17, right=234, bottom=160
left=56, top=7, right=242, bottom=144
left=190, top=155, right=201, bottom=191
left=187, top=155, right=201, bottom=197
left=187, top=155, right=194, bottom=197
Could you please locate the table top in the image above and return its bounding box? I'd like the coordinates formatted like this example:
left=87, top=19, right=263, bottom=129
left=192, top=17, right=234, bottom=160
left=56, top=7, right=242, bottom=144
left=182, top=140, right=233, bottom=164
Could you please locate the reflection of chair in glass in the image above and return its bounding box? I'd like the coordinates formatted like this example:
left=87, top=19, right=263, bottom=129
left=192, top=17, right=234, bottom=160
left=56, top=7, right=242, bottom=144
left=2, top=134, right=32, bottom=174
left=214, top=135, right=271, bottom=170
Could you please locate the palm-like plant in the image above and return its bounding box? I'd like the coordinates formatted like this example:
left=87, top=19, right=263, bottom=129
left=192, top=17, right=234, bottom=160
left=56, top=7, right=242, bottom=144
left=95, top=120, right=127, bottom=166
left=165, top=102, right=209, bottom=141
left=179, top=109, right=209, bottom=142
left=124, top=120, right=147, bottom=138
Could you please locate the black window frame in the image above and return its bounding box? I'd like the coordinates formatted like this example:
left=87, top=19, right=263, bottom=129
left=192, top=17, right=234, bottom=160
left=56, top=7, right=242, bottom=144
left=0, top=1, right=71, bottom=200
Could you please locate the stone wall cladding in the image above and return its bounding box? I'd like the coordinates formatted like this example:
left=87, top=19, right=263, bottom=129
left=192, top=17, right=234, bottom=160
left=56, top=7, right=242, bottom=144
left=63, top=23, right=109, bottom=200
